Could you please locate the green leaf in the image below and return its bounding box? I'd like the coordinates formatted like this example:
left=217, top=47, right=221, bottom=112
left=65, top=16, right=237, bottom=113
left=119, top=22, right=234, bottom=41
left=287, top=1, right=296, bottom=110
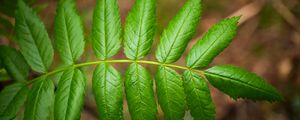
left=54, top=68, right=86, bottom=120
left=155, top=0, right=202, bottom=63
left=183, top=70, right=215, bottom=120
left=186, top=17, right=239, bottom=68
left=124, top=0, right=156, bottom=60
left=125, top=63, right=157, bottom=119
left=0, top=45, right=29, bottom=81
left=205, top=65, right=283, bottom=101
left=0, top=83, right=29, bottom=120
left=54, top=0, right=85, bottom=65
left=15, top=0, right=54, bottom=73
left=92, top=0, right=122, bottom=60
left=24, top=76, right=55, bottom=120
left=155, top=66, right=185, bottom=120
left=92, top=63, right=123, bottom=120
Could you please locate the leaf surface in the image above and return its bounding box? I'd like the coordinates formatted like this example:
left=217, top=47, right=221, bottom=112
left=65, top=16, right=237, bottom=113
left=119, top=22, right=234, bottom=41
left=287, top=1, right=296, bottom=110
left=186, top=17, right=239, bottom=68
left=92, top=0, right=122, bottom=60
left=15, top=0, right=53, bottom=73
left=54, top=68, right=86, bottom=120
left=155, top=66, right=185, bottom=120
left=54, top=0, right=85, bottom=65
left=125, top=63, right=157, bottom=120
left=0, top=83, right=29, bottom=120
left=124, top=0, right=156, bottom=60
left=183, top=70, right=215, bottom=120
left=93, top=63, right=123, bottom=120
left=24, top=76, right=54, bottom=120
left=155, top=0, right=202, bottom=63
left=0, top=45, right=29, bottom=81
left=205, top=65, right=283, bottom=101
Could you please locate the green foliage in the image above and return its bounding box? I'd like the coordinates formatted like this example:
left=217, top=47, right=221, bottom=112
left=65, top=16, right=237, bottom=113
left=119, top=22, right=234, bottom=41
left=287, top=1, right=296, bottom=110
left=124, top=0, right=156, bottom=60
left=93, top=63, right=123, bottom=119
left=155, top=0, right=202, bottom=63
left=15, top=0, right=53, bottom=73
left=24, top=77, right=54, bottom=120
left=0, top=0, right=283, bottom=120
left=54, top=0, right=85, bottom=65
left=0, top=83, right=29, bottom=120
left=54, top=68, right=86, bottom=120
left=92, top=0, right=122, bottom=60
left=183, top=71, right=215, bottom=120
left=186, top=17, right=239, bottom=68
left=155, top=66, right=186, bottom=120
left=205, top=65, right=283, bottom=101
left=0, top=45, right=29, bottom=81
left=125, top=63, right=157, bottom=119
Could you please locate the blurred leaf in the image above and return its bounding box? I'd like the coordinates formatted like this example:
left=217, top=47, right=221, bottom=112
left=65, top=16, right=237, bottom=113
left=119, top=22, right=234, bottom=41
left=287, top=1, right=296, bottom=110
left=0, top=45, right=30, bottom=81
left=155, top=0, right=202, bottom=63
left=0, top=69, right=10, bottom=82
left=54, top=0, right=85, bottom=65
left=183, top=70, right=215, bottom=120
left=0, top=83, right=29, bottom=120
left=124, top=0, right=156, bottom=60
left=125, top=63, right=157, bottom=119
left=186, top=17, right=239, bottom=68
left=93, top=63, right=123, bottom=120
left=92, top=0, right=122, bottom=60
left=15, top=0, right=54, bottom=73
left=205, top=65, right=283, bottom=101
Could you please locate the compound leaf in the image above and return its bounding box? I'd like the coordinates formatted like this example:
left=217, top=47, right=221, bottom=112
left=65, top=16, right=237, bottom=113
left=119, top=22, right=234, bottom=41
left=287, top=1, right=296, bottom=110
left=24, top=76, right=54, bottom=120
left=155, top=0, right=202, bottom=63
left=54, top=68, right=86, bottom=120
left=124, top=0, right=156, bottom=60
left=92, top=0, right=122, bottom=60
left=205, top=65, right=283, bottom=101
left=0, top=83, right=29, bottom=120
left=155, top=66, right=185, bottom=120
left=93, top=63, right=123, bottom=120
left=125, top=63, right=157, bottom=119
left=0, top=45, right=29, bottom=81
left=54, top=0, right=85, bottom=65
left=183, top=70, right=215, bottom=120
left=15, top=0, right=54, bottom=73
left=186, top=17, right=239, bottom=68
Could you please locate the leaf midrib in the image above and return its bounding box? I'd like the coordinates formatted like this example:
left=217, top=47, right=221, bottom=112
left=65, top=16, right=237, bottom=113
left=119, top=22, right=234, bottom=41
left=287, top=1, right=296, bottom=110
left=205, top=71, right=277, bottom=98
left=134, top=0, right=146, bottom=60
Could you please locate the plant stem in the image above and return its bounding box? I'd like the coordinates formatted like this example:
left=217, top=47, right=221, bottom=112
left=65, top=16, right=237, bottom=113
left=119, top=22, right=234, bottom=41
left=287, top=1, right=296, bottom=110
left=27, top=59, right=204, bottom=85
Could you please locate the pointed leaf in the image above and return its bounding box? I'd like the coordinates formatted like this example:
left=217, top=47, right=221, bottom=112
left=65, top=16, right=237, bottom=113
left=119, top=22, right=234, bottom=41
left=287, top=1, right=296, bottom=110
left=0, top=83, right=29, bottom=120
left=183, top=70, right=215, bottom=120
left=205, top=65, right=283, bottom=101
left=0, top=45, right=29, bottom=81
left=15, top=0, right=54, bottom=73
left=24, top=76, right=55, bottom=120
left=124, top=0, right=156, bottom=60
left=92, top=0, right=122, bottom=60
left=155, top=66, right=185, bottom=120
left=155, top=0, right=202, bottom=63
left=54, top=68, right=86, bottom=120
left=186, top=17, right=239, bottom=68
left=125, top=63, right=157, bottom=119
left=54, top=0, right=85, bottom=65
left=93, top=63, right=123, bottom=120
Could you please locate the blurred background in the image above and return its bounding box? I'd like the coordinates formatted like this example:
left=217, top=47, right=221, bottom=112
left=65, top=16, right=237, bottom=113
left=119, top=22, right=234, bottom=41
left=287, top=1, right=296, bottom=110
left=0, top=0, right=300, bottom=120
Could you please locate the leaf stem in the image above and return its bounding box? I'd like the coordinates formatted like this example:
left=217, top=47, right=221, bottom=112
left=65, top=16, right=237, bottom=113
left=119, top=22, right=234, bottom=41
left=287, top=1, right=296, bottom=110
left=27, top=59, right=204, bottom=85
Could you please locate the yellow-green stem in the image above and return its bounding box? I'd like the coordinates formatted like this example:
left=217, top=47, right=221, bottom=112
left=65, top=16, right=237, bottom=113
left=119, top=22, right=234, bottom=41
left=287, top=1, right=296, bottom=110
left=27, top=59, right=204, bottom=85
